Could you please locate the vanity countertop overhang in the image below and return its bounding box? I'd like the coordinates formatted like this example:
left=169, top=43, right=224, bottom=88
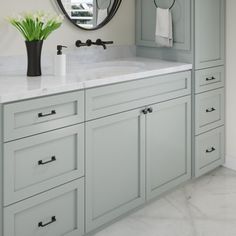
left=0, top=57, right=192, bottom=103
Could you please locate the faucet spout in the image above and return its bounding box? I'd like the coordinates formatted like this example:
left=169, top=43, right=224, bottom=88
left=96, top=39, right=113, bottom=50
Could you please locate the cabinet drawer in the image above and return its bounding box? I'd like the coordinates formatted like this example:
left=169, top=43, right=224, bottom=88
left=195, top=88, right=224, bottom=135
left=195, top=127, right=225, bottom=177
left=86, top=71, right=191, bottom=120
left=4, top=91, right=84, bottom=141
left=4, top=125, right=84, bottom=206
left=4, top=179, right=84, bottom=236
left=195, top=66, right=225, bottom=93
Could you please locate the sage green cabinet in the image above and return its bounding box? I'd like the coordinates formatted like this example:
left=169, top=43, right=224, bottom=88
left=136, top=0, right=191, bottom=51
left=4, top=179, right=85, bottom=236
left=0, top=70, right=192, bottom=236
left=195, top=0, right=225, bottom=69
left=195, top=126, right=225, bottom=177
left=194, top=0, right=225, bottom=176
left=146, top=96, right=191, bottom=200
left=86, top=95, right=191, bottom=231
left=85, top=109, right=146, bottom=232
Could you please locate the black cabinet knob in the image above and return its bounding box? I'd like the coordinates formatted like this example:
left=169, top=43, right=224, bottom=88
left=147, top=107, right=153, bottom=113
left=142, top=109, right=148, bottom=115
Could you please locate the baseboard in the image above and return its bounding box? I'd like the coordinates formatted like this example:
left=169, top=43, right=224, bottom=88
left=223, top=155, right=236, bottom=171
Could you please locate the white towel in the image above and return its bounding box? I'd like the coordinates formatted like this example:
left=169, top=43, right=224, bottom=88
left=97, top=9, right=108, bottom=25
left=155, top=8, right=173, bottom=48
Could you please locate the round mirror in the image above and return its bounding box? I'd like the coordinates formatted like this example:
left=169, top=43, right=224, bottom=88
left=56, top=0, right=122, bottom=30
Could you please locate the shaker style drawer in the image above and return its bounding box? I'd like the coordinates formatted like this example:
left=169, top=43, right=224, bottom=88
left=195, top=66, right=225, bottom=93
left=195, top=88, right=224, bottom=135
left=4, top=179, right=84, bottom=236
left=4, top=124, right=84, bottom=206
left=3, top=91, right=84, bottom=141
left=86, top=71, right=191, bottom=120
left=195, top=127, right=225, bottom=177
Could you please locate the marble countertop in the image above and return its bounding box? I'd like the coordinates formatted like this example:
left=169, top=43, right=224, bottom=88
left=0, top=57, right=192, bottom=103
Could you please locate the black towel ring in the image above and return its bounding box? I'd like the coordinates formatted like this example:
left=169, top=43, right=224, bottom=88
left=96, top=0, right=112, bottom=10
left=154, top=0, right=176, bottom=9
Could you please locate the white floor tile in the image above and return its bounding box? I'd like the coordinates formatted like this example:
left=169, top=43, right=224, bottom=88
left=95, top=167, right=236, bottom=236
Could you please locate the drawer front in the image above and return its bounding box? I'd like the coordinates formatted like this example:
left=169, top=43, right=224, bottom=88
left=86, top=71, right=191, bottom=120
left=195, top=88, right=224, bottom=135
left=195, top=66, right=225, bottom=94
left=195, top=127, right=225, bottom=177
left=4, top=91, right=84, bottom=141
left=4, top=179, right=84, bottom=236
left=4, top=125, right=84, bottom=206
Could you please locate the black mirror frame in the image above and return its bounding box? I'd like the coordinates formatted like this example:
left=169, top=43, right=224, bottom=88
left=56, top=0, right=122, bottom=31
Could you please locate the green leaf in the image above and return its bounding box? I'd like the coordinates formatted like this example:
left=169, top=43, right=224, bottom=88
left=7, top=11, right=63, bottom=41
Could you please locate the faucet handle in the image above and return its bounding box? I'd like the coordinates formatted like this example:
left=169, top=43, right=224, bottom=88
left=86, top=39, right=93, bottom=47
left=75, top=40, right=87, bottom=47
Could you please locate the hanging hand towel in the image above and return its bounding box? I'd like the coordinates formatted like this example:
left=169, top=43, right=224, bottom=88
left=97, top=9, right=108, bottom=25
left=155, top=8, right=173, bottom=48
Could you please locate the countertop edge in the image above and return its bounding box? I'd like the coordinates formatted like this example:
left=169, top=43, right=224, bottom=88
left=0, top=64, right=192, bottom=104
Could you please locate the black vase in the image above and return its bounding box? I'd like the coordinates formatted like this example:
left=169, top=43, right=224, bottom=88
left=25, top=40, right=43, bottom=77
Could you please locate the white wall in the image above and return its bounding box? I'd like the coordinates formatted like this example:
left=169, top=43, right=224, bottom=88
left=225, top=0, right=236, bottom=169
left=0, top=0, right=135, bottom=56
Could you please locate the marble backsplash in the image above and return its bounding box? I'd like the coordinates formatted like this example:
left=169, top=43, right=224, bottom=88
left=0, top=45, right=136, bottom=75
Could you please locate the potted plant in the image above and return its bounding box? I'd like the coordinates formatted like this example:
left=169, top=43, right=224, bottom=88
left=8, top=11, right=63, bottom=77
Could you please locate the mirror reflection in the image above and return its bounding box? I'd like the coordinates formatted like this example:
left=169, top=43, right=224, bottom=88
left=60, top=0, right=116, bottom=30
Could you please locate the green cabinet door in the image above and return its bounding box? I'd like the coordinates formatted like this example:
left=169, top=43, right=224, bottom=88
left=136, top=0, right=191, bottom=51
left=85, top=109, right=145, bottom=232
left=146, top=96, right=191, bottom=200
left=195, top=0, right=225, bottom=69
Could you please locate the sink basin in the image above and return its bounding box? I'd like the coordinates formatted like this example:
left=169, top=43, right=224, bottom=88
left=73, top=60, right=146, bottom=79
left=84, top=66, right=142, bottom=78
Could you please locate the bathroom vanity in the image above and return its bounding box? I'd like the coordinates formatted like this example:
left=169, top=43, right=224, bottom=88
left=0, top=0, right=226, bottom=235
left=0, top=59, right=192, bottom=236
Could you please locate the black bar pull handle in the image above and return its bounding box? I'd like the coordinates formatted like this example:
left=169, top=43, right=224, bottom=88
left=206, top=76, right=216, bottom=81
left=38, top=156, right=56, bottom=165
left=38, top=216, right=56, bottom=228
left=38, top=110, right=56, bottom=118
left=206, top=107, right=216, bottom=113
left=206, top=147, right=216, bottom=153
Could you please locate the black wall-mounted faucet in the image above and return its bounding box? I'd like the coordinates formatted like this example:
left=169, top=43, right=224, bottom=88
left=75, top=39, right=114, bottom=50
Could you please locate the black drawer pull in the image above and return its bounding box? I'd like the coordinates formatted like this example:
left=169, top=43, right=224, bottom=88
left=206, top=76, right=216, bottom=81
left=38, top=216, right=56, bottom=228
left=38, top=156, right=56, bottom=165
left=206, top=147, right=216, bottom=153
left=206, top=107, right=216, bottom=113
left=147, top=107, right=153, bottom=113
left=38, top=110, right=56, bottom=118
left=142, top=108, right=148, bottom=115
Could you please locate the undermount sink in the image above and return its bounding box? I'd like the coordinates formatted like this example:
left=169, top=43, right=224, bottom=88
left=74, top=60, right=146, bottom=79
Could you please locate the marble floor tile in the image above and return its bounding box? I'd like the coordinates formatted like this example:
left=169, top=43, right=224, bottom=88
left=194, top=219, right=236, bottom=236
left=94, top=167, right=236, bottom=236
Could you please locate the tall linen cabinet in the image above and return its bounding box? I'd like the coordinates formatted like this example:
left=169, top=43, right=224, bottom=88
left=136, top=0, right=226, bottom=177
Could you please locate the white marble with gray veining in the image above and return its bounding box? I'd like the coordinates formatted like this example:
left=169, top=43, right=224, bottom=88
left=0, top=45, right=137, bottom=75
left=93, top=167, right=236, bottom=236
left=0, top=56, right=192, bottom=103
